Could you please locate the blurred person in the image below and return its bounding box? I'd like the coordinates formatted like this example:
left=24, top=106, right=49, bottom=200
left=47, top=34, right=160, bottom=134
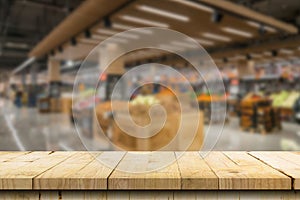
left=15, top=89, right=23, bottom=108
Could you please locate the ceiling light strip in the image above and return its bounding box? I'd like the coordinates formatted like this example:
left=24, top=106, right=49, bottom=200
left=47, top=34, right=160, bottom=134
left=202, top=33, right=231, bottom=42
left=222, top=27, right=253, bottom=38
left=120, top=15, right=169, bottom=27
left=137, top=5, right=189, bottom=22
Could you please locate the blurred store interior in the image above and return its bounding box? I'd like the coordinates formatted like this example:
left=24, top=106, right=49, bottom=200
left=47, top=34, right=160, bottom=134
left=0, top=0, right=300, bottom=151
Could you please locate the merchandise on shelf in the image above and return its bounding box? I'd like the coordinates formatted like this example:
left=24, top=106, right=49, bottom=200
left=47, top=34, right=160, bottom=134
left=240, top=93, right=281, bottom=134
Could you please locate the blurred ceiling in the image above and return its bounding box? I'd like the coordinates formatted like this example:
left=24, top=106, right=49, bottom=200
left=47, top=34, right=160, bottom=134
left=0, top=0, right=83, bottom=70
left=231, top=0, right=300, bottom=25
left=1, top=0, right=300, bottom=71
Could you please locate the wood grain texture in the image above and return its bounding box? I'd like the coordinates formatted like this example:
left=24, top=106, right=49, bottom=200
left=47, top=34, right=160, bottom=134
left=0, top=151, right=298, bottom=191
left=34, top=152, right=100, bottom=189
left=34, top=152, right=125, bottom=190
left=108, top=152, right=181, bottom=190
left=203, top=152, right=291, bottom=190
left=175, top=152, right=218, bottom=189
left=0, top=152, right=30, bottom=162
left=249, top=151, right=300, bottom=189
left=0, top=151, right=75, bottom=189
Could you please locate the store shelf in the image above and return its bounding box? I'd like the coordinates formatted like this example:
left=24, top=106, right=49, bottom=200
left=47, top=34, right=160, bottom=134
left=0, top=151, right=299, bottom=190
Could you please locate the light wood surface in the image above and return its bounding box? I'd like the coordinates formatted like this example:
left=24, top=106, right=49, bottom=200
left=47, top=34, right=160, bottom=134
left=250, top=151, right=300, bottom=190
left=0, top=151, right=299, bottom=190
left=203, top=152, right=291, bottom=190
left=108, top=152, right=181, bottom=189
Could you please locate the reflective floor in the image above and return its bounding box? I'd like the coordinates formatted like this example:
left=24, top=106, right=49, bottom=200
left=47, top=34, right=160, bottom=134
left=0, top=98, right=299, bottom=151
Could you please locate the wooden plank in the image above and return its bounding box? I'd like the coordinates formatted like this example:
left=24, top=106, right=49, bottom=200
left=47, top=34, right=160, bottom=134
left=0, top=152, right=30, bottom=162
left=200, top=0, right=298, bottom=33
left=6, top=151, right=51, bottom=162
left=34, top=152, right=101, bottom=190
left=0, top=152, right=75, bottom=190
left=36, top=152, right=125, bottom=190
left=203, top=152, right=291, bottom=190
left=175, top=152, right=218, bottom=189
left=249, top=151, right=300, bottom=190
left=108, top=152, right=181, bottom=190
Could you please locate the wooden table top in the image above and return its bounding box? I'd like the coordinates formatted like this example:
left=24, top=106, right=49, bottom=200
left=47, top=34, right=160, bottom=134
left=0, top=151, right=299, bottom=190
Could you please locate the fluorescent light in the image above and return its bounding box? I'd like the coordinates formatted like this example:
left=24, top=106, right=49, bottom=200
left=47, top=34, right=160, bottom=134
left=188, top=38, right=214, bottom=46
left=222, top=27, right=253, bottom=38
left=280, top=49, right=293, bottom=55
left=112, top=23, right=153, bottom=34
left=120, top=15, right=169, bottom=27
left=171, top=41, right=198, bottom=49
left=251, top=53, right=262, bottom=58
left=137, top=5, right=189, bottom=22
left=174, top=0, right=213, bottom=13
left=80, top=38, right=99, bottom=45
left=263, top=51, right=272, bottom=56
left=97, top=29, right=139, bottom=39
left=5, top=42, right=29, bottom=49
left=81, top=36, right=128, bottom=44
left=202, top=33, right=231, bottom=42
left=234, top=55, right=246, bottom=60
left=66, top=60, right=74, bottom=67
left=228, top=55, right=245, bottom=61
left=247, top=21, right=277, bottom=33
left=159, top=44, right=185, bottom=52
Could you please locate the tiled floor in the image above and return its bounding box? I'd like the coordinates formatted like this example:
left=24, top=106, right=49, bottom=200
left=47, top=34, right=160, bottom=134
left=0, top=98, right=299, bottom=151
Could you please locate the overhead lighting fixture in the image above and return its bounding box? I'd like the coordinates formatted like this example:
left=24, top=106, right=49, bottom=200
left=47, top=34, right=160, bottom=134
left=246, top=54, right=252, bottom=60
left=247, top=21, right=277, bottom=33
left=263, top=51, right=272, bottom=56
left=58, top=46, right=63, bottom=52
left=280, top=49, right=293, bottom=55
left=66, top=60, right=74, bottom=67
left=174, top=0, right=214, bottom=13
left=250, top=53, right=262, bottom=58
left=272, top=50, right=278, bottom=57
left=120, top=15, right=169, bottom=27
left=212, top=10, right=223, bottom=23
left=80, top=38, right=99, bottom=45
left=202, top=33, right=231, bottom=42
left=159, top=44, right=185, bottom=52
left=92, top=35, right=128, bottom=44
left=84, top=29, right=91, bottom=38
left=112, top=23, right=153, bottom=34
left=104, top=16, right=112, bottom=28
left=234, top=55, right=246, bottom=60
left=137, top=5, right=189, bottom=22
left=71, top=37, right=77, bottom=46
left=188, top=38, right=214, bottom=46
left=222, top=27, right=253, bottom=38
left=97, top=29, right=140, bottom=39
left=5, top=42, right=29, bottom=49
left=171, top=41, right=198, bottom=49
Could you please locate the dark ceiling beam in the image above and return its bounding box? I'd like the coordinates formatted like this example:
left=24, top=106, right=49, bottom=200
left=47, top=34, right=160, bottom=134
left=14, top=0, right=69, bottom=13
left=29, top=0, right=131, bottom=58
